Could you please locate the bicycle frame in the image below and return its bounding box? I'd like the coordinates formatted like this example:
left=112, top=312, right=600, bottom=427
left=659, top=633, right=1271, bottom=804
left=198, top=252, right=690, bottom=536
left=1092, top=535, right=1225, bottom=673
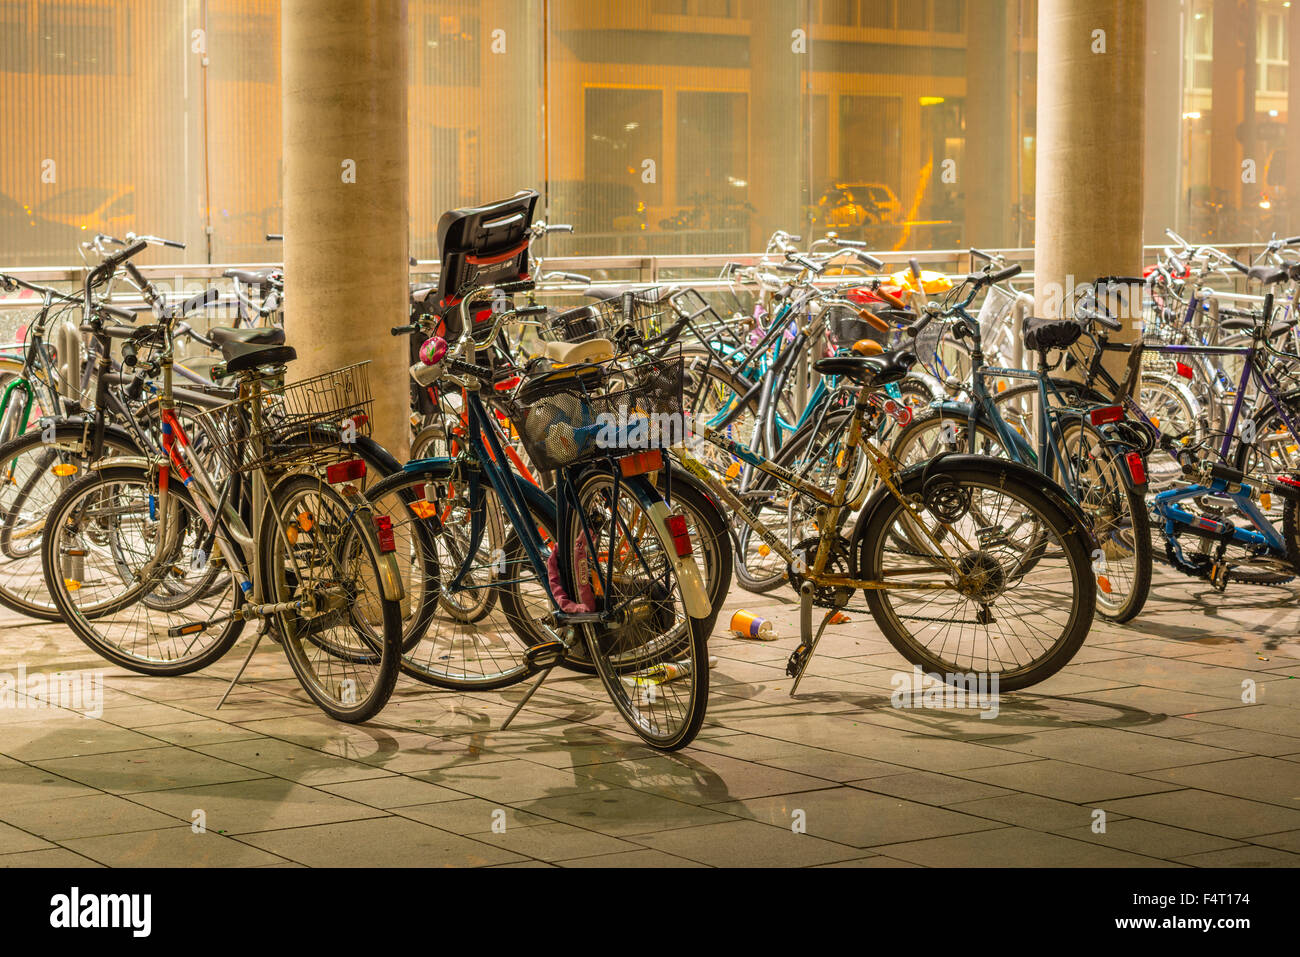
left=674, top=400, right=963, bottom=593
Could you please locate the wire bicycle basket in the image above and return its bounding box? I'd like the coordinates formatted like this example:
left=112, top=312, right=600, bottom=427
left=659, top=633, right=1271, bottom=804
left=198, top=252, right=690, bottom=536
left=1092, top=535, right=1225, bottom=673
left=506, top=350, right=685, bottom=472
left=544, top=288, right=671, bottom=345
left=197, top=361, right=373, bottom=474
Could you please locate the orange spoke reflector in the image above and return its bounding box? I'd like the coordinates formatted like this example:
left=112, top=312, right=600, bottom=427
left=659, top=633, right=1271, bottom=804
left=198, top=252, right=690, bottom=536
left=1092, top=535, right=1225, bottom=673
left=297, top=511, right=315, bottom=533
left=1261, top=493, right=1272, bottom=510
left=409, top=500, right=439, bottom=519
left=286, top=526, right=299, bottom=545
left=1097, top=575, right=1112, bottom=595
left=725, top=461, right=741, bottom=481
left=52, top=463, right=78, bottom=477
left=63, top=579, right=81, bottom=591
left=758, top=544, right=771, bottom=557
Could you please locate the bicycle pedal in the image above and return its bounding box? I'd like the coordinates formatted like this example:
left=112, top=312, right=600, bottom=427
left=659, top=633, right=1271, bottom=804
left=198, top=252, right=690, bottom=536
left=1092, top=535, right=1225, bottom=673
left=785, top=643, right=811, bottom=679
left=524, top=639, right=565, bottom=670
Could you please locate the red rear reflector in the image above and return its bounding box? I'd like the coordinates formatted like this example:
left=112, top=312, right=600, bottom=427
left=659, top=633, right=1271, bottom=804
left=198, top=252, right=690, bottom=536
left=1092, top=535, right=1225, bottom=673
left=1088, top=405, right=1124, bottom=426
left=1279, top=475, right=1300, bottom=488
left=494, top=376, right=521, bottom=391
left=664, top=513, right=692, bottom=557
left=1174, top=361, right=1194, bottom=380
left=326, top=459, right=367, bottom=484
left=1125, top=451, right=1147, bottom=486
left=373, top=515, right=396, bottom=552
left=619, top=449, right=664, bottom=477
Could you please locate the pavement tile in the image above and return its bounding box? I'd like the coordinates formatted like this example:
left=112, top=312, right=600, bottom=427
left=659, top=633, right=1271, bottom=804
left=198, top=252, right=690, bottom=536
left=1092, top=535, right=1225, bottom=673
left=709, top=787, right=1002, bottom=848
left=237, top=815, right=524, bottom=867
left=630, top=818, right=863, bottom=867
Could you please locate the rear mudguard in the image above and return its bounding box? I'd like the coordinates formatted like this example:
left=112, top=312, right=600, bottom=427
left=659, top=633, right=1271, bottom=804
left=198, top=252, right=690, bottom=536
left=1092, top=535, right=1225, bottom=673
left=850, top=452, right=1097, bottom=556
left=622, top=474, right=712, bottom=620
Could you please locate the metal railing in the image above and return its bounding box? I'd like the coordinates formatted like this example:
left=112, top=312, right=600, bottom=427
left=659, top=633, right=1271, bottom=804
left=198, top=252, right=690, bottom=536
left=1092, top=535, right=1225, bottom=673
left=0, top=240, right=1281, bottom=315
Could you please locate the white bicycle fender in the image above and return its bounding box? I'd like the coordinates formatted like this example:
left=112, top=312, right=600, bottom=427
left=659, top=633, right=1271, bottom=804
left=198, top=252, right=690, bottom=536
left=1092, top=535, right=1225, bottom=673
left=643, top=497, right=712, bottom=620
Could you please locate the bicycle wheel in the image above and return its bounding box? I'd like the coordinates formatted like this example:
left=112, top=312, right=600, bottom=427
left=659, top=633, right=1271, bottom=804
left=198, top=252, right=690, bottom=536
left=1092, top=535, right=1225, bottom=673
left=732, top=407, right=857, bottom=593
left=41, top=463, right=246, bottom=674
left=560, top=469, right=709, bottom=751
left=852, top=459, right=1095, bottom=690
left=890, top=405, right=1010, bottom=467
left=1056, top=420, right=1152, bottom=623
left=0, top=425, right=141, bottom=619
left=259, top=473, right=403, bottom=722
left=366, top=466, right=555, bottom=690
left=679, top=346, right=791, bottom=481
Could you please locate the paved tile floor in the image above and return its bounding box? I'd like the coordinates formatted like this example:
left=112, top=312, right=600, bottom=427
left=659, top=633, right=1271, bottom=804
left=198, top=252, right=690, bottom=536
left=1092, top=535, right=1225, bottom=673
left=1, top=563, right=1298, bottom=868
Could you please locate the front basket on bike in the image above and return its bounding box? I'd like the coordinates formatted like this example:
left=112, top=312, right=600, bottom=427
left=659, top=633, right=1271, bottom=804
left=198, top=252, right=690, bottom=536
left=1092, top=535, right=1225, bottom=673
left=506, top=351, right=685, bottom=472
left=196, top=361, right=374, bottom=474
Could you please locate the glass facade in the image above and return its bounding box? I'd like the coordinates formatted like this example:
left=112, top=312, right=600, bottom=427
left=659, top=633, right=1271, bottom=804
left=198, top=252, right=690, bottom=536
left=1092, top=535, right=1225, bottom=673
left=0, top=0, right=1292, bottom=266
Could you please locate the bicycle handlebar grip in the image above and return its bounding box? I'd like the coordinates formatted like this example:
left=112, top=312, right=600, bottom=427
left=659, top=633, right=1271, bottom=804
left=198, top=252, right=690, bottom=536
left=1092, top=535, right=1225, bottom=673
left=908, top=257, right=922, bottom=280
left=1285, top=236, right=1300, bottom=245
left=857, top=308, right=890, bottom=333
left=835, top=238, right=867, bottom=248
left=906, top=311, right=936, bottom=338
left=1095, top=311, right=1123, bottom=332
left=104, top=239, right=149, bottom=269
left=121, top=340, right=138, bottom=368
left=124, top=261, right=149, bottom=290
left=100, top=303, right=136, bottom=322
left=1229, top=258, right=1249, bottom=274
left=497, top=279, right=535, bottom=294
left=391, top=324, right=417, bottom=336
left=854, top=250, right=884, bottom=270
left=990, top=264, right=1022, bottom=283
left=159, top=237, right=185, bottom=249
left=875, top=287, right=907, bottom=310
left=969, top=247, right=995, bottom=262
left=180, top=287, right=220, bottom=316
left=447, top=357, right=494, bottom=381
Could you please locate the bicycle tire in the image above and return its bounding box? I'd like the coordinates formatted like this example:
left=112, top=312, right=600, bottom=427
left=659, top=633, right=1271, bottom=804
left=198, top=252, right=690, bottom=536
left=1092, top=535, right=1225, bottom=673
left=852, top=458, right=1095, bottom=690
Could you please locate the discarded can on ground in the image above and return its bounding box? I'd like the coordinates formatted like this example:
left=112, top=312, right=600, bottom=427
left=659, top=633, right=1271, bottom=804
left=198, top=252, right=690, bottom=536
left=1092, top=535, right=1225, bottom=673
left=730, top=610, right=776, bottom=641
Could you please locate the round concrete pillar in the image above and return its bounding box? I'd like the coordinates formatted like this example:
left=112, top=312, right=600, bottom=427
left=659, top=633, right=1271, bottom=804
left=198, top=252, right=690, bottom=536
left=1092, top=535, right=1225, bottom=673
left=1034, top=0, right=1145, bottom=387
left=282, top=0, right=411, bottom=461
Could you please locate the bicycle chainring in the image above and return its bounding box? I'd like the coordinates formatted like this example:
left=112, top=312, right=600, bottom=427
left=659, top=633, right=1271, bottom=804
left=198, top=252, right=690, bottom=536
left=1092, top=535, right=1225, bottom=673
left=788, top=536, right=855, bottom=608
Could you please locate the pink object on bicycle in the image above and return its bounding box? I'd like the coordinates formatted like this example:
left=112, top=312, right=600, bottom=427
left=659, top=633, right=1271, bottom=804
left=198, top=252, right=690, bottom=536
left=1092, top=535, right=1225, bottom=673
left=419, top=335, right=448, bottom=366
left=547, top=539, right=595, bottom=613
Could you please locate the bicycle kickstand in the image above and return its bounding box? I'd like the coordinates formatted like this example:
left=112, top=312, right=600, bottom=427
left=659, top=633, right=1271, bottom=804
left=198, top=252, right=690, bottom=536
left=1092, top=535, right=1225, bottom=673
left=500, top=665, right=554, bottom=732
left=786, top=581, right=835, bottom=696
left=216, top=620, right=266, bottom=711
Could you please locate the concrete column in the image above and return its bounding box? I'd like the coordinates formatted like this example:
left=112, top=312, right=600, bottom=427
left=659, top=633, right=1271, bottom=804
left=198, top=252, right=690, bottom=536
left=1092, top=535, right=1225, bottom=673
left=282, top=0, right=411, bottom=461
left=1210, top=0, right=1251, bottom=212
left=748, top=0, right=803, bottom=248
left=1143, top=0, right=1184, bottom=242
left=964, top=1, right=1012, bottom=249
left=479, top=0, right=543, bottom=202
left=1286, top=1, right=1300, bottom=233
left=1034, top=0, right=1145, bottom=385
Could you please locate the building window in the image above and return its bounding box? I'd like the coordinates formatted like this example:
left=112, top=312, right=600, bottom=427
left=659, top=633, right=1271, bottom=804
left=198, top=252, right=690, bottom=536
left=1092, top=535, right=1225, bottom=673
left=1189, top=0, right=1212, bottom=92
left=423, top=12, right=480, bottom=86
left=859, top=0, right=897, bottom=29
left=653, top=0, right=745, bottom=16
left=36, top=2, right=116, bottom=75
left=933, top=0, right=965, bottom=33
left=583, top=87, right=663, bottom=220
left=1258, top=4, right=1287, bottom=93
left=0, top=5, right=27, bottom=73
